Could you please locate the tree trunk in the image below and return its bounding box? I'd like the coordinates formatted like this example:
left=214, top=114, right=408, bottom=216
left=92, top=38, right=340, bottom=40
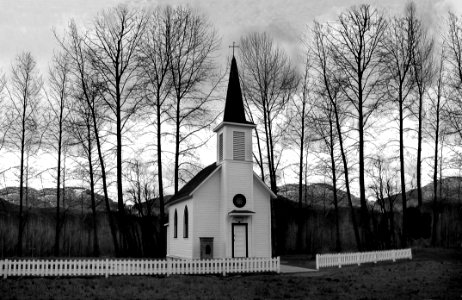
left=156, top=94, right=166, bottom=256
left=399, top=89, right=407, bottom=248
left=358, top=97, right=371, bottom=249
left=333, top=104, right=361, bottom=251
left=87, top=122, right=100, bottom=257
left=174, top=96, right=181, bottom=194
left=296, top=101, right=306, bottom=252
left=115, top=75, right=127, bottom=255
left=91, top=105, right=119, bottom=256
left=417, top=92, right=423, bottom=210
left=54, top=97, right=64, bottom=257
left=17, top=102, right=26, bottom=257
left=431, top=83, right=442, bottom=246
left=329, top=115, right=341, bottom=252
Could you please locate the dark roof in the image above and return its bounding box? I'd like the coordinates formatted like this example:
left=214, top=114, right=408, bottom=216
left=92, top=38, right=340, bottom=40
left=223, top=57, right=254, bottom=125
left=167, top=163, right=219, bottom=204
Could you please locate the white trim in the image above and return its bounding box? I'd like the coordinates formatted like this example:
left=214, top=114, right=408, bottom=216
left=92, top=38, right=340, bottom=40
left=253, top=173, right=277, bottom=198
left=213, top=121, right=256, bottom=132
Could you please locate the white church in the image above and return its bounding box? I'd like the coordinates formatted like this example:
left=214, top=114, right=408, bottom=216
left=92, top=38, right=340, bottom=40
left=165, top=56, right=276, bottom=259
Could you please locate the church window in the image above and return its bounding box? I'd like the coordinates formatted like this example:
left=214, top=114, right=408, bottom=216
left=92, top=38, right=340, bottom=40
left=218, top=133, right=223, bottom=161
left=174, top=209, right=178, bottom=238
left=183, top=206, right=189, bottom=238
left=233, top=131, right=245, bottom=160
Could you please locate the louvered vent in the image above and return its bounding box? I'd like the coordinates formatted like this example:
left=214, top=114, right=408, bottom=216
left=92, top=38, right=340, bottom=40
left=233, top=131, right=245, bottom=161
left=218, top=133, right=223, bottom=161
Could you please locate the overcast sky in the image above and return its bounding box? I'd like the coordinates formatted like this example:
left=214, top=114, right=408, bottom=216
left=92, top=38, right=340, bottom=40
left=1, top=0, right=462, bottom=194
left=1, top=0, right=461, bottom=73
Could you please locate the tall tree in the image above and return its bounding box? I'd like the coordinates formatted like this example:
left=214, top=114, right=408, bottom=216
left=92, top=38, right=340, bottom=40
left=46, top=52, right=72, bottom=256
left=168, top=6, right=220, bottom=193
left=137, top=6, right=173, bottom=255
left=368, top=153, right=399, bottom=248
left=312, top=97, right=342, bottom=252
left=0, top=73, right=8, bottom=155
left=86, top=5, right=148, bottom=221
left=240, top=32, right=298, bottom=194
left=381, top=3, right=416, bottom=246
left=446, top=13, right=462, bottom=148
left=286, top=50, right=313, bottom=251
left=58, top=21, right=119, bottom=255
left=7, top=52, right=43, bottom=256
left=409, top=3, right=434, bottom=211
left=327, top=4, right=387, bottom=247
left=312, top=21, right=362, bottom=250
left=428, top=46, right=446, bottom=246
left=68, top=95, right=101, bottom=256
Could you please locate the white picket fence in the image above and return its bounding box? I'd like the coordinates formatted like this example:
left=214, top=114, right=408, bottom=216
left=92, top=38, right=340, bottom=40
left=316, top=248, right=412, bottom=269
left=0, top=257, right=280, bottom=278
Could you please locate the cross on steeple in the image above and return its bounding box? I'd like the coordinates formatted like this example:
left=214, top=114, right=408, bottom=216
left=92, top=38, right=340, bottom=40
left=229, top=42, right=239, bottom=57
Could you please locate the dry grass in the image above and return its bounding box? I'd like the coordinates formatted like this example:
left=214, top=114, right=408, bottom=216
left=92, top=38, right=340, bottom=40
left=1, top=248, right=461, bottom=300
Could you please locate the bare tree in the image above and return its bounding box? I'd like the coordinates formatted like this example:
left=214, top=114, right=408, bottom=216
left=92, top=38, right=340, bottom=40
left=58, top=21, right=119, bottom=255
left=326, top=4, right=387, bottom=247
left=86, top=5, right=148, bottom=225
left=381, top=3, right=417, bottom=246
left=68, top=95, right=101, bottom=256
left=312, top=21, right=362, bottom=250
left=6, top=52, right=43, bottom=256
left=45, top=52, right=72, bottom=256
left=446, top=13, right=462, bottom=146
left=0, top=73, right=8, bottom=155
left=285, top=49, right=314, bottom=251
left=125, top=158, right=156, bottom=218
left=240, top=32, right=298, bottom=194
left=368, top=153, right=399, bottom=248
left=428, top=46, right=446, bottom=246
left=311, top=97, right=342, bottom=251
left=409, top=3, right=434, bottom=211
left=168, top=6, right=220, bottom=193
left=137, top=6, right=173, bottom=255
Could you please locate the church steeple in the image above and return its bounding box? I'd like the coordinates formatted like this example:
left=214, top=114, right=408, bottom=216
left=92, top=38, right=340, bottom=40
left=223, top=56, right=253, bottom=124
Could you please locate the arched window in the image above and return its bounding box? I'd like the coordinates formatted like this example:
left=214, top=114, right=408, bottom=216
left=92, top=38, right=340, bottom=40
left=173, top=209, right=178, bottom=238
left=183, top=206, right=189, bottom=238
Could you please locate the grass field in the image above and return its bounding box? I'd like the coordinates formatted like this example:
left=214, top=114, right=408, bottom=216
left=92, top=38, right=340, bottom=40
left=1, top=248, right=461, bottom=299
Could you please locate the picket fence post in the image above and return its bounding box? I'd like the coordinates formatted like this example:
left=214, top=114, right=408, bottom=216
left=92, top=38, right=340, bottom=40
left=276, top=257, right=280, bottom=274
left=3, top=259, right=9, bottom=279
left=105, top=258, right=109, bottom=278
left=222, top=258, right=226, bottom=276
left=167, top=258, right=172, bottom=276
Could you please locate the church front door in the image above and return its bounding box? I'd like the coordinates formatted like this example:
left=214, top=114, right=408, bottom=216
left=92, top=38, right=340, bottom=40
left=232, top=223, right=248, bottom=258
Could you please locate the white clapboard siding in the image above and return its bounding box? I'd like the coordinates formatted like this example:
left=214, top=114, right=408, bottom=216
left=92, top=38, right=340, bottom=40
left=316, top=248, right=412, bottom=269
left=0, top=257, right=279, bottom=278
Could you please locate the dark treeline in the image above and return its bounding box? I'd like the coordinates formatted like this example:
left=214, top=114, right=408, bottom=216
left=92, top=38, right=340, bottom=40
left=0, top=207, right=162, bottom=258
left=272, top=197, right=462, bottom=255
left=1, top=2, right=462, bottom=258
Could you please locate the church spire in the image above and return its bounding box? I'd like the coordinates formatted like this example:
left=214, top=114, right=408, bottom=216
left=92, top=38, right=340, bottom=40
left=223, top=56, right=252, bottom=124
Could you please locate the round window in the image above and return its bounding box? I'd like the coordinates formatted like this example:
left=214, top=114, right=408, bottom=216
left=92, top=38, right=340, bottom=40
left=233, top=194, right=246, bottom=208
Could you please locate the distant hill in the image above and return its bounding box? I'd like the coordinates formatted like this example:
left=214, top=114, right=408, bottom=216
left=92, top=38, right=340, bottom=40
left=279, top=177, right=462, bottom=211
left=391, top=176, right=462, bottom=209
left=278, top=183, right=361, bottom=208
left=0, top=187, right=118, bottom=213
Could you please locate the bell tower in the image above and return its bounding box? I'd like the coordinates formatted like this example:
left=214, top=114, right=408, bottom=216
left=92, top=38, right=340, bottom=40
left=213, top=55, right=256, bottom=257
left=214, top=56, right=255, bottom=164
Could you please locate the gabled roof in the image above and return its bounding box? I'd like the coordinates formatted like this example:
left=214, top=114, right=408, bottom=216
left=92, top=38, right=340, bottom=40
left=166, top=163, right=220, bottom=205
left=223, top=56, right=254, bottom=125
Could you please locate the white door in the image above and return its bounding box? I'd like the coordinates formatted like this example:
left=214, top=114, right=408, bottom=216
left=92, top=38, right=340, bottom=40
left=233, top=224, right=248, bottom=258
